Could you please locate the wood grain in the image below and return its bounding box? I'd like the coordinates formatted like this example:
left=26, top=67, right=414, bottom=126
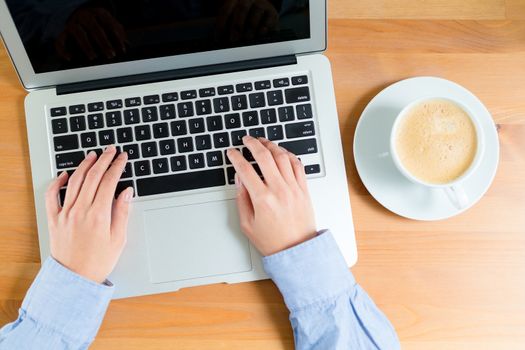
left=1, top=1, right=525, bottom=349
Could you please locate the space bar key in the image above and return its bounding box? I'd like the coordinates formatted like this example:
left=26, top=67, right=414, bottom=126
left=136, top=169, right=226, bottom=197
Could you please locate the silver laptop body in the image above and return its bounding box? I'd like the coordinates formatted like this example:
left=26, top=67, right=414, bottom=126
left=0, top=0, right=357, bottom=298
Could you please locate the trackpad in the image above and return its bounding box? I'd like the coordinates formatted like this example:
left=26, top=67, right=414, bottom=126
left=144, top=200, right=252, bottom=284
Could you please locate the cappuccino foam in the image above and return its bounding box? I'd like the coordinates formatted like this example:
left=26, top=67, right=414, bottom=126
left=394, top=99, right=477, bottom=184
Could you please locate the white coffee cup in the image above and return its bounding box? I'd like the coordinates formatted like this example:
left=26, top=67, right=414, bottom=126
left=390, top=97, right=485, bottom=210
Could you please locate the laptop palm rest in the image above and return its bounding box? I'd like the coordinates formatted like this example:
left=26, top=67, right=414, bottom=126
left=143, top=200, right=252, bottom=284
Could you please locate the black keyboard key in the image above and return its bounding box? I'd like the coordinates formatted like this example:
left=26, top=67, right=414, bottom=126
left=56, top=151, right=84, bottom=169
left=134, top=160, right=151, bottom=176
left=105, top=111, right=122, bottom=127
left=213, top=132, right=230, bottom=148
left=278, top=106, right=295, bottom=122
left=296, top=103, right=313, bottom=119
left=249, top=127, right=265, bottom=138
left=152, top=158, right=169, bottom=174
left=224, top=148, right=241, bottom=165
left=249, top=93, right=265, bottom=108
left=124, top=109, right=140, bottom=124
left=99, top=129, right=115, bottom=145
left=142, top=107, right=158, bottom=123
left=162, top=92, right=178, bottom=103
left=206, top=115, right=223, bottom=131
left=213, top=97, right=230, bottom=113
left=195, top=100, right=212, bottom=115
left=59, top=188, right=67, bottom=206
left=135, top=125, right=151, bottom=141
left=125, top=97, right=141, bottom=107
left=170, top=156, right=187, bottom=171
left=152, top=122, right=170, bottom=139
left=88, top=102, right=104, bottom=112
left=273, top=78, right=290, bottom=87
left=123, top=144, right=139, bottom=159
left=177, top=137, right=194, bottom=153
left=285, top=121, right=316, bottom=139
left=231, top=129, right=247, bottom=146
left=144, top=95, right=160, bottom=105
left=115, top=180, right=134, bottom=199
left=279, top=138, right=318, bottom=155
left=51, top=107, right=67, bottom=117
left=267, top=125, right=284, bottom=141
left=170, top=120, right=187, bottom=136
left=292, top=75, right=308, bottom=85
left=159, top=104, right=176, bottom=120
left=80, top=132, right=97, bottom=148
left=52, top=118, right=68, bottom=134
left=242, top=111, right=259, bottom=127
left=189, top=118, right=205, bottom=134
left=285, top=87, right=310, bottom=104
left=226, top=166, right=236, bottom=185
left=54, top=135, right=79, bottom=152
left=106, top=100, right=122, bottom=110
left=199, top=88, right=216, bottom=97
left=116, top=127, right=133, bottom=143
left=224, top=113, right=241, bottom=129
left=255, top=80, right=271, bottom=90
left=177, top=102, right=194, bottom=117
left=236, top=83, right=253, bottom=92
left=69, top=104, right=85, bottom=114
left=136, top=169, right=226, bottom=196
left=267, top=90, right=284, bottom=106
left=242, top=147, right=255, bottom=162
left=188, top=153, right=205, bottom=169
left=88, top=114, right=104, bottom=129
left=141, top=142, right=158, bottom=158
left=195, top=134, right=212, bottom=150
left=218, top=85, right=234, bottom=95
left=121, top=163, right=133, bottom=179
left=305, top=164, right=321, bottom=174
left=70, top=116, right=86, bottom=132
left=159, top=139, right=176, bottom=155
left=206, top=151, right=223, bottom=167
left=260, top=109, right=277, bottom=124
left=231, top=95, right=248, bottom=111
left=181, top=90, right=197, bottom=100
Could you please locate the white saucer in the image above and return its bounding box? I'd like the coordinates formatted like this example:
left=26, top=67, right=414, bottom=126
left=353, top=77, right=500, bottom=221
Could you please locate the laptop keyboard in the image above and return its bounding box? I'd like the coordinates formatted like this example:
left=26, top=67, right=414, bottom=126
left=50, top=73, right=322, bottom=203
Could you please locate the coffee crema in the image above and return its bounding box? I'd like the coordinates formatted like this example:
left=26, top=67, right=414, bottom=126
left=394, top=99, right=478, bottom=184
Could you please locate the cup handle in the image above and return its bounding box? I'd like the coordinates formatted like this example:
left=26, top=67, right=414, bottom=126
left=443, top=185, right=469, bottom=210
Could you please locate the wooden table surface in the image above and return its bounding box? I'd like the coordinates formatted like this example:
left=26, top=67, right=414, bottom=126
left=1, top=1, right=524, bottom=349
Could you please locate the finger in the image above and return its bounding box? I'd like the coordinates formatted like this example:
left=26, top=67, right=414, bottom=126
left=235, top=174, right=254, bottom=234
left=242, top=136, right=284, bottom=187
left=111, top=186, right=133, bottom=246
left=259, top=138, right=296, bottom=185
left=227, top=148, right=265, bottom=196
left=82, top=18, right=116, bottom=59
left=216, top=0, right=237, bottom=38
left=230, top=0, right=253, bottom=41
left=258, top=11, right=278, bottom=36
left=93, top=151, right=128, bottom=211
left=288, top=152, right=308, bottom=192
left=45, top=171, right=69, bottom=223
left=71, top=26, right=97, bottom=60
left=245, top=7, right=265, bottom=40
left=76, top=146, right=117, bottom=207
left=62, top=151, right=98, bottom=211
left=97, top=10, right=127, bottom=53
left=54, top=33, right=72, bottom=61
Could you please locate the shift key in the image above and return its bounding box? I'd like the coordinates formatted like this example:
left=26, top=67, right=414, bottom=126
left=279, top=138, right=317, bottom=155
left=56, top=151, right=85, bottom=169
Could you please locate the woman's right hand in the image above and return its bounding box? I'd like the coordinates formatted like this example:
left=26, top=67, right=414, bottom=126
left=227, top=136, right=317, bottom=256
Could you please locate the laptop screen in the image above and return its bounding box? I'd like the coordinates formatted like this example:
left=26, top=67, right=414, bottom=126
left=5, top=0, right=310, bottom=74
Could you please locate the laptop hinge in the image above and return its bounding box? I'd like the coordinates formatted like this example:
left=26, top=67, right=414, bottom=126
left=56, top=55, right=297, bottom=95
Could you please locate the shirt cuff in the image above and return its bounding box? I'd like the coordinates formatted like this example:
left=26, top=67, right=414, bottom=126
left=21, top=257, right=114, bottom=344
left=262, top=230, right=355, bottom=311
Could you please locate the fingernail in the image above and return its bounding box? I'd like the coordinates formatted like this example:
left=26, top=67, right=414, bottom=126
left=234, top=173, right=242, bottom=189
left=59, top=171, right=68, bottom=178
left=105, top=145, right=115, bottom=153
left=124, top=187, right=134, bottom=202
left=86, top=150, right=96, bottom=159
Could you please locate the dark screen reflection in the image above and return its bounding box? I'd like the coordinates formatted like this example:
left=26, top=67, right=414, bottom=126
left=6, top=0, right=310, bottom=73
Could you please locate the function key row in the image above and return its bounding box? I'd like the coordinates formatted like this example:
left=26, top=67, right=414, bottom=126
left=49, top=75, right=308, bottom=117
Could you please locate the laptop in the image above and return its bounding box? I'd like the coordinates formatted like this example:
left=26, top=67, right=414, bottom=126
left=0, top=0, right=357, bottom=298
